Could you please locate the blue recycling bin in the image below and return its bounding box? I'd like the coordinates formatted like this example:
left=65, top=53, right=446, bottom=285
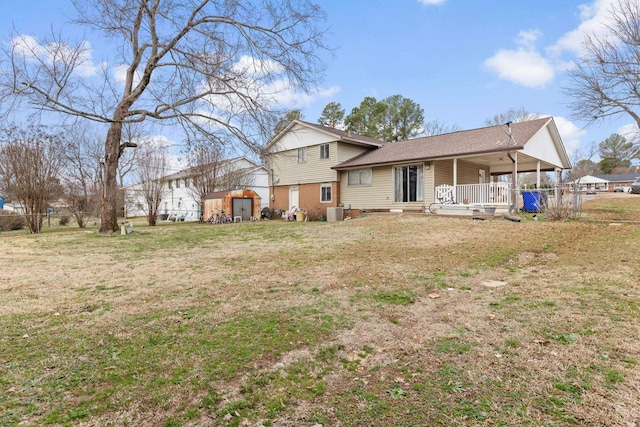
left=522, top=191, right=541, bottom=212
left=0, top=197, right=4, bottom=210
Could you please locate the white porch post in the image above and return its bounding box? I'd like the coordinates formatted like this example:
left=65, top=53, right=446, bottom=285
left=509, top=151, right=518, bottom=214
left=536, top=161, right=541, bottom=189
left=453, top=158, right=458, bottom=201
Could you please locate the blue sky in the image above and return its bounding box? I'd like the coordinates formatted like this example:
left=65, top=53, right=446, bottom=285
left=0, top=0, right=636, bottom=163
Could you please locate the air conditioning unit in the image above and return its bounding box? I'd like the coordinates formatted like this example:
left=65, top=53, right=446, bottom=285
left=326, top=207, right=343, bottom=221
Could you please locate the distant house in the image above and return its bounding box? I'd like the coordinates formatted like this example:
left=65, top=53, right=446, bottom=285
left=262, top=118, right=571, bottom=217
left=125, top=157, right=268, bottom=221
left=570, top=173, right=640, bottom=192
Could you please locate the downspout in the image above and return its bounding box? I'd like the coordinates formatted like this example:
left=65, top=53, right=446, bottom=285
left=270, top=168, right=275, bottom=207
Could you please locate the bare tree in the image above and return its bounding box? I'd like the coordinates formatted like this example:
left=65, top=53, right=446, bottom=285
left=133, top=143, right=170, bottom=226
left=0, top=0, right=328, bottom=233
left=565, top=141, right=600, bottom=181
left=62, top=125, right=103, bottom=227
left=423, top=119, right=461, bottom=136
left=484, top=108, right=540, bottom=126
left=0, top=123, right=66, bottom=233
left=117, top=123, right=144, bottom=187
left=566, top=0, right=640, bottom=131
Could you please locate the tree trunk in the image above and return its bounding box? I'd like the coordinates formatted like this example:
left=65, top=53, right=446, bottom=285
left=99, top=123, right=123, bottom=233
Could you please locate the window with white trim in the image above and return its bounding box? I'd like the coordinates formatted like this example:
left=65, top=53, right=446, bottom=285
left=297, top=147, right=307, bottom=163
left=319, top=143, right=330, bottom=160
left=176, top=178, right=181, bottom=188
left=320, top=183, right=332, bottom=202
left=394, top=165, right=423, bottom=202
left=347, top=169, right=372, bottom=186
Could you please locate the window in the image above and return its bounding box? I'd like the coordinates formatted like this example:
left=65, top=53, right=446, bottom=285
left=347, top=169, right=372, bottom=186
left=394, top=165, right=423, bottom=202
left=297, top=147, right=307, bottom=163
left=321, top=183, right=332, bottom=202
left=176, top=178, right=181, bottom=188
left=319, top=143, right=330, bottom=160
left=168, top=180, right=173, bottom=189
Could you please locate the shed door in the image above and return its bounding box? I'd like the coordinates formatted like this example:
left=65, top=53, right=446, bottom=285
left=232, top=198, right=252, bottom=221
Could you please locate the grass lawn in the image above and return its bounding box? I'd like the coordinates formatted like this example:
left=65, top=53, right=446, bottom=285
left=1, top=195, right=639, bottom=426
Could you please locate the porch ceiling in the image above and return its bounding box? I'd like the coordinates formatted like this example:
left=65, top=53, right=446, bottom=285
left=461, top=151, right=558, bottom=175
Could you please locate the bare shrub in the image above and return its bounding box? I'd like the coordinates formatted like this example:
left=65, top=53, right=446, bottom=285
left=58, top=215, right=71, bottom=226
left=0, top=209, right=25, bottom=231
left=541, top=188, right=581, bottom=221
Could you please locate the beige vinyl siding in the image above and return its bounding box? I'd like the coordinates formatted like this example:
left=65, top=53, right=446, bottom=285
left=340, top=166, right=393, bottom=210
left=341, top=162, right=433, bottom=210
left=434, top=159, right=454, bottom=187
left=434, top=159, right=485, bottom=186
left=337, top=143, right=371, bottom=163
left=270, top=142, right=338, bottom=185
left=424, top=163, right=435, bottom=204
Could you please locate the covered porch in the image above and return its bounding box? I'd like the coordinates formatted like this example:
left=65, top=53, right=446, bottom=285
left=427, top=150, right=562, bottom=217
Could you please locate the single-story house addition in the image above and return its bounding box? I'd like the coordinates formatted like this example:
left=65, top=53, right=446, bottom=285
left=262, top=117, right=572, bottom=217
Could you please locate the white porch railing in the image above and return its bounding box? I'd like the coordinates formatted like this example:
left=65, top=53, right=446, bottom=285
left=436, top=183, right=511, bottom=206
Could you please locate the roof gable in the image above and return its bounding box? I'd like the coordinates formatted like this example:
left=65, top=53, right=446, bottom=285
left=263, top=120, right=385, bottom=153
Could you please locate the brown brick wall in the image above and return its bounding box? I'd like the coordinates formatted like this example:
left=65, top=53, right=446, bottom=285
left=269, top=182, right=340, bottom=220
left=270, top=186, right=290, bottom=212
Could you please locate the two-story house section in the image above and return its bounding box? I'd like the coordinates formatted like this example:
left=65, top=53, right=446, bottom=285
left=262, top=120, right=385, bottom=218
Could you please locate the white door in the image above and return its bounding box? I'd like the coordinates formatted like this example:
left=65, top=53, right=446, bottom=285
left=289, top=186, right=299, bottom=209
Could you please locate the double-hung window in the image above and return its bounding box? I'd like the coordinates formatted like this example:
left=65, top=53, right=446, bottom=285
left=320, top=183, right=332, bottom=202
left=297, top=147, right=307, bottom=163
left=319, top=143, right=330, bottom=160
left=347, top=169, right=372, bottom=186
left=394, top=165, right=423, bottom=202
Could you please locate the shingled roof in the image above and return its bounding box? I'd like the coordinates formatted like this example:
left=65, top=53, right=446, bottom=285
left=263, top=120, right=385, bottom=152
left=333, top=117, right=554, bottom=169
left=299, top=121, right=387, bottom=146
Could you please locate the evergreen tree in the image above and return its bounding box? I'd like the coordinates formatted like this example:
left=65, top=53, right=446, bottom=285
left=318, top=102, right=345, bottom=128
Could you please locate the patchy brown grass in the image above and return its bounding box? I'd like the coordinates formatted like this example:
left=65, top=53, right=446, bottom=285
left=1, top=203, right=639, bottom=426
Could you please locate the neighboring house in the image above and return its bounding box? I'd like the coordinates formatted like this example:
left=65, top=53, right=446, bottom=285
left=126, top=157, right=268, bottom=221
left=570, top=173, right=640, bottom=192
left=262, top=118, right=571, bottom=217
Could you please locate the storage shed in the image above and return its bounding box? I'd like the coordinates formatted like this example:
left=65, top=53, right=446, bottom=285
left=204, top=189, right=262, bottom=222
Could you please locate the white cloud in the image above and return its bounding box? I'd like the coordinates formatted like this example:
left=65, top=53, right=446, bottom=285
left=549, top=0, right=617, bottom=57
left=112, top=64, right=144, bottom=87
left=417, top=0, right=447, bottom=5
left=553, top=116, right=587, bottom=156
left=483, top=31, right=555, bottom=88
left=231, top=55, right=285, bottom=77
left=617, top=123, right=640, bottom=143
left=270, top=83, right=341, bottom=108
left=11, top=35, right=98, bottom=77
left=483, top=1, right=625, bottom=88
